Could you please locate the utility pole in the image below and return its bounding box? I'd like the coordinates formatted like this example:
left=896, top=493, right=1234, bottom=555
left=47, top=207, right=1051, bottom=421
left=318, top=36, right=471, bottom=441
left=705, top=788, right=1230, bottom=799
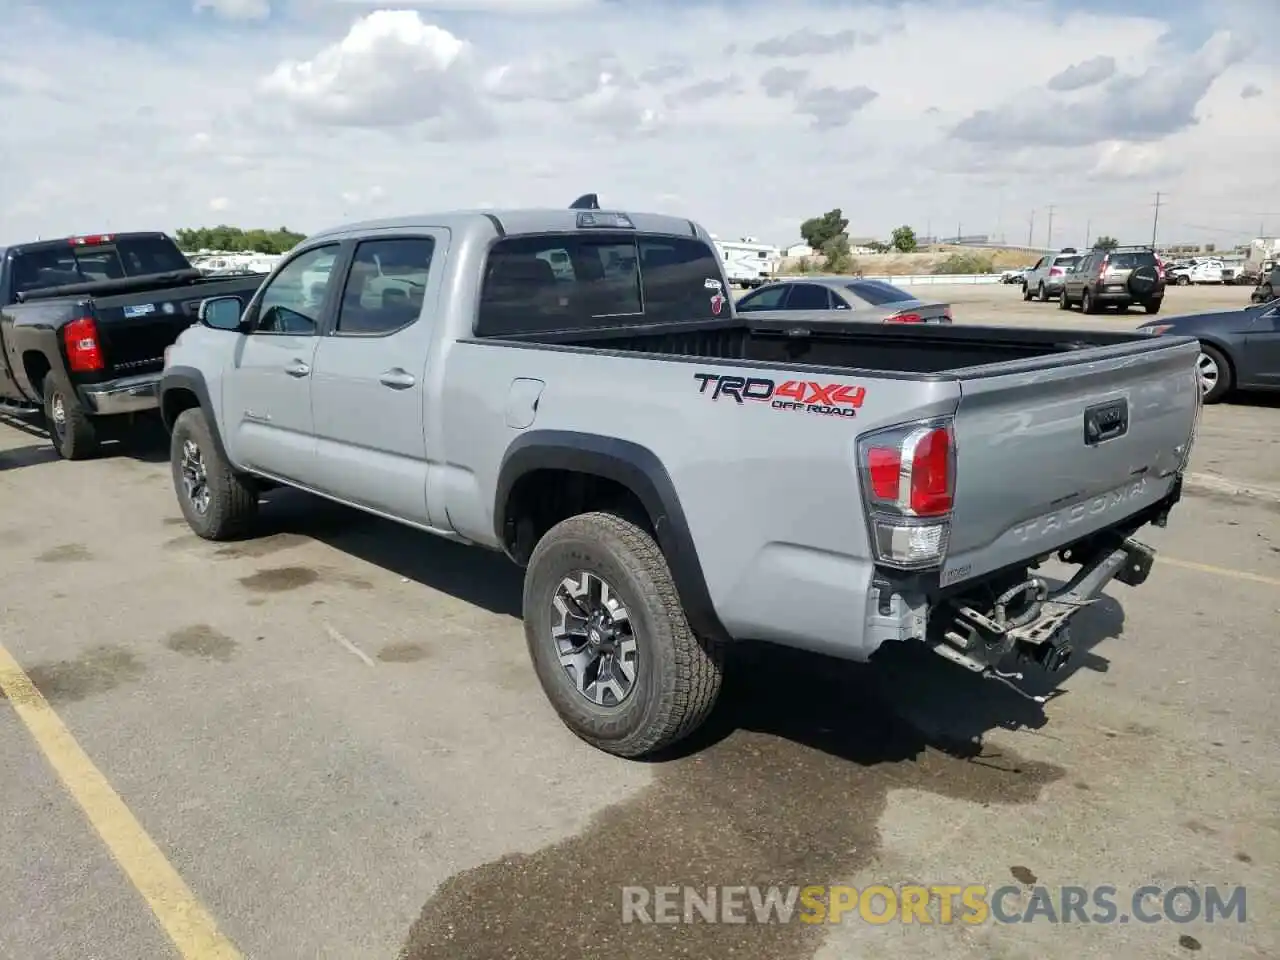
left=1046, top=204, right=1055, bottom=250
left=1084, top=220, right=1091, bottom=249
left=1151, top=192, right=1164, bottom=247
left=1028, top=210, right=1035, bottom=247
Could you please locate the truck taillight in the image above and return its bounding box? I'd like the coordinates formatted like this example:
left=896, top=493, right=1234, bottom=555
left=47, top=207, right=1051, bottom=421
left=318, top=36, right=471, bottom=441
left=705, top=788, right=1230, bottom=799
left=63, top=316, right=104, bottom=373
left=69, top=235, right=112, bottom=246
left=857, top=418, right=956, bottom=569
left=885, top=311, right=923, bottom=323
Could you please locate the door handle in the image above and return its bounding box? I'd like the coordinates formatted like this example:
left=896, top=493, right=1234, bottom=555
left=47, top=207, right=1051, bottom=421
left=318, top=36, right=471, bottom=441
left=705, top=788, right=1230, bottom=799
left=380, top=368, right=416, bottom=390
left=285, top=360, right=311, bottom=378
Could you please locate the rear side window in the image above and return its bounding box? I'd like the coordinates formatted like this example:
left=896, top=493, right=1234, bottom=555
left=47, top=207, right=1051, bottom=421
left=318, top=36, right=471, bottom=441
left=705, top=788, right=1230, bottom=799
left=845, top=280, right=914, bottom=305
left=475, top=232, right=725, bottom=336
left=10, top=237, right=190, bottom=295
left=1054, top=255, right=1082, bottom=269
left=334, top=237, right=435, bottom=336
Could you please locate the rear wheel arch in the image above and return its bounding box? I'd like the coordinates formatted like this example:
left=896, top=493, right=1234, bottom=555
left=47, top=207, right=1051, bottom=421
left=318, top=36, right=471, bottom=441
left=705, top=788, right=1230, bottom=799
left=20, top=350, right=53, bottom=401
left=495, top=431, right=729, bottom=642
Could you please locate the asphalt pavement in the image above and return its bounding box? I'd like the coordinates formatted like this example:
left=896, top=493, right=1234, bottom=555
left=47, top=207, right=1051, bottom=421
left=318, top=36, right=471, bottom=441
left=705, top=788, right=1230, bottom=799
left=0, top=285, right=1276, bottom=960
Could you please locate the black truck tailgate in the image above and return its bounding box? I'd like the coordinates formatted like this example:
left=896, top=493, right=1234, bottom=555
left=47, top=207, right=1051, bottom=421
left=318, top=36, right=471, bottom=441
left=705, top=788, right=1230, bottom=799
left=92, top=276, right=264, bottom=374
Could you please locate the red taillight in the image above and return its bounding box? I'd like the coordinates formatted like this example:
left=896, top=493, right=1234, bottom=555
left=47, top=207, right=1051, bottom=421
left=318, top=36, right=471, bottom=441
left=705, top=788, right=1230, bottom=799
left=63, top=316, right=104, bottom=372
left=867, top=448, right=901, bottom=499
left=885, top=311, right=923, bottom=323
left=908, top=428, right=953, bottom=516
left=942, top=305, right=953, bottom=321
left=69, top=234, right=112, bottom=246
left=1097, top=255, right=1110, bottom=279
left=1050, top=267, right=1063, bottom=277
left=858, top=419, right=956, bottom=569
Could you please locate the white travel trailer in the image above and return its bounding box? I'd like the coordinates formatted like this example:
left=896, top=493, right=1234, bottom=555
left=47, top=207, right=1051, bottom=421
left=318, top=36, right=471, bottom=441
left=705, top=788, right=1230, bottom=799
left=713, top=236, right=781, bottom=289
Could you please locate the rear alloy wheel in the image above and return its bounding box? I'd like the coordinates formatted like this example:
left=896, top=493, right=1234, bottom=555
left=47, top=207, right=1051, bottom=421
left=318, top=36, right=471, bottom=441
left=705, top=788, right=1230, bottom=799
left=1177, top=275, right=1191, bottom=286
left=1196, top=344, right=1231, bottom=404
left=1037, top=282, right=1047, bottom=302
left=523, top=511, right=724, bottom=758
left=1058, top=289, right=1072, bottom=310
left=1081, top=290, right=1097, bottom=314
left=42, top=372, right=100, bottom=460
left=1022, top=283, right=1032, bottom=301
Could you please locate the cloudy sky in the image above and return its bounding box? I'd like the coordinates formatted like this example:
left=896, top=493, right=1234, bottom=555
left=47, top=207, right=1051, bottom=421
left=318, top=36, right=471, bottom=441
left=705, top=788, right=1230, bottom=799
left=0, top=0, right=1276, bottom=250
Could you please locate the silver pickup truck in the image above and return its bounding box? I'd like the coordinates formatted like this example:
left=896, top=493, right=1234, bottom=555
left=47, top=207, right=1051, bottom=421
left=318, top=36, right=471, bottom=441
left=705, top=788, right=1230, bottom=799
left=158, top=201, right=1202, bottom=758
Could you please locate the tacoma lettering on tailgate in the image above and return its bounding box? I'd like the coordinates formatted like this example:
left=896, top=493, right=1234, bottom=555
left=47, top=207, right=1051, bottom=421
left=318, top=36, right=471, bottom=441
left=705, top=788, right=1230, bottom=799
left=693, top=373, right=866, bottom=419
left=1009, top=478, right=1149, bottom=544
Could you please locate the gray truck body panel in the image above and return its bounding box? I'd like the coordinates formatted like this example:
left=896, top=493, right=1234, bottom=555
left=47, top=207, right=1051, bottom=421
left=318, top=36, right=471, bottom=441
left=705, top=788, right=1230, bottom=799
left=161, top=207, right=1200, bottom=664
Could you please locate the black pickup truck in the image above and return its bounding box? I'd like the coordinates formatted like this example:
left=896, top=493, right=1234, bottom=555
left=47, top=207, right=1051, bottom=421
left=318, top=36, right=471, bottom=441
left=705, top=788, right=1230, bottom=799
left=0, top=232, right=266, bottom=459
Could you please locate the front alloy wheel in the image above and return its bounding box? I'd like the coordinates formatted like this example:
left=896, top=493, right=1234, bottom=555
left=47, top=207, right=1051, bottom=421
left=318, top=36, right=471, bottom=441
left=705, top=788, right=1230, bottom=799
left=552, top=571, right=639, bottom=707
left=180, top=439, right=211, bottom=515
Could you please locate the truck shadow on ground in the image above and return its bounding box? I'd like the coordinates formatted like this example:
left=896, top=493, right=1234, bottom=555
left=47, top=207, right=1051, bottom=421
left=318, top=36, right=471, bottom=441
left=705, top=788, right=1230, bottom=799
left=256, top=486, right=1125, bottom=750
left=0, top=414, right=171, bottom=468
left=251, top=490, right=1138, bottom=960
left=394, top=600, right=1124, bottom=960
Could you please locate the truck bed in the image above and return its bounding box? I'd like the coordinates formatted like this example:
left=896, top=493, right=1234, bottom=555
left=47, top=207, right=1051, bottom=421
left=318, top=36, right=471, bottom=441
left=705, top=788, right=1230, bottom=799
left=500, top=316, right=1155, bottom=376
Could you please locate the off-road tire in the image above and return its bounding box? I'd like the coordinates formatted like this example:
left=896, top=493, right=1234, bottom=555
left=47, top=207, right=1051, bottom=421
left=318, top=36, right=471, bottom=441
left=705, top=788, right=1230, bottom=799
left=1143, top=299, right=1162, bottom=315
left=523, top=511, right=724, bottom=758
left=42, top=372, right=100, bottom=460
left=170, top=407, right=258, bottom=540
left=1197, top=343, right=1232, bottom=404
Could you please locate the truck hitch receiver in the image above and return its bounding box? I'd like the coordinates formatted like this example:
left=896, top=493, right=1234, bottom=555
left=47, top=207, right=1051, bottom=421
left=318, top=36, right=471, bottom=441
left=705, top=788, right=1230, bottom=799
left=929, top=538, right=1156, bottom=700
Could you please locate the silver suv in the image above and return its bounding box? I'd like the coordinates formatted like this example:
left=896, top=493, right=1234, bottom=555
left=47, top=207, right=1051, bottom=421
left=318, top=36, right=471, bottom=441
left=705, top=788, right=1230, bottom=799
left=1022, top=249, right=1083, bottom=302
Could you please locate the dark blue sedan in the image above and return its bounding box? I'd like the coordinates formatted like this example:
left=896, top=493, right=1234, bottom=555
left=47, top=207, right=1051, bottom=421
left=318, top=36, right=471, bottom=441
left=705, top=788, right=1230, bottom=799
left=1138, top=298, right=1280, bottom=403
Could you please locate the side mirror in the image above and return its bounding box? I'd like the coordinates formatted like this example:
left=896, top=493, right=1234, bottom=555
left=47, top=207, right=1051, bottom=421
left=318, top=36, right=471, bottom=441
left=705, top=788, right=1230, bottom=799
left=198, top=296, right=244, bottom=331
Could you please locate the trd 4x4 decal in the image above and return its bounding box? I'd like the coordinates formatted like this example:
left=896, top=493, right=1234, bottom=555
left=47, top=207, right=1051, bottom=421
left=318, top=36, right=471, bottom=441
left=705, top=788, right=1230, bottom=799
left=693, top=373, right=866, bottom=418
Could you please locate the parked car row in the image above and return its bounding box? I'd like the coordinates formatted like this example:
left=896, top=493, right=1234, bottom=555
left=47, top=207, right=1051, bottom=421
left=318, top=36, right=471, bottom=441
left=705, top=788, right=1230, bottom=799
left=0, top=199, right=1205, bottom=761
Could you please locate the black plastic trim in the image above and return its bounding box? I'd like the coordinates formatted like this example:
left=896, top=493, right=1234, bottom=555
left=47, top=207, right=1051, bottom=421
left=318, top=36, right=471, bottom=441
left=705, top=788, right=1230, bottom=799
left=158, top=365, right=233, bottom=468
left=483, top=213, right=506, bottom=238
left=495, top=429, right=730, bottom=641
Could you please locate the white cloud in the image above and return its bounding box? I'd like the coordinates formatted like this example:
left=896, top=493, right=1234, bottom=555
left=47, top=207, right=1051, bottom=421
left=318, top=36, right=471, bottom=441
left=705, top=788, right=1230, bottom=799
left=0, top=0, right=1277, bottom=251
left=209, top=197, right=231, bottom=211
left=193, top=0, right=270, bottom=20
left=260, top=11, right=482, bottom=131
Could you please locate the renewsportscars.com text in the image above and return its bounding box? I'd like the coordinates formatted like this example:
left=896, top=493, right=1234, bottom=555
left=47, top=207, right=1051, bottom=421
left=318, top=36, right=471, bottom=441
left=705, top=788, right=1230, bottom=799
left=621, top=884, right=1248, bottom=926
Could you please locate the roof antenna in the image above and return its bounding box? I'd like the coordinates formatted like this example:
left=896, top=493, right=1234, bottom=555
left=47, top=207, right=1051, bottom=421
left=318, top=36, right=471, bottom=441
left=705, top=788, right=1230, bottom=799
left=570, top=193, right=600, bottom=210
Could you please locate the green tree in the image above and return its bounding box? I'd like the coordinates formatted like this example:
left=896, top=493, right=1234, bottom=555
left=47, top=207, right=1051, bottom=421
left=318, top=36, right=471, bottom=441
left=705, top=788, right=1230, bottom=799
left=891, top=225, right=917, bottom=253
left=867, top=240, right=891, bottom=254
left=1093, top=235, right=1119, bottom=251
left=174, top=226, right=306, bottom=255
left=821, top=235, right=854, bottom=272
left=800, top=209, right=849, bottom=251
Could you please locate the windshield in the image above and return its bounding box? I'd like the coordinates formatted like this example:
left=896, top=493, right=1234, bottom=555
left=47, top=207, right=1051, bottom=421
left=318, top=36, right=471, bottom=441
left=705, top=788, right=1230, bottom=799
left=11, top=237, right=191, bottom=296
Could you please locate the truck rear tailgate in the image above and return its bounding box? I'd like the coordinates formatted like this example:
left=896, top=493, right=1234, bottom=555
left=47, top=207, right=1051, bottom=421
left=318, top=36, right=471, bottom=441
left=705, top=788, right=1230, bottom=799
left=938, top=336, right=1200, bottom=588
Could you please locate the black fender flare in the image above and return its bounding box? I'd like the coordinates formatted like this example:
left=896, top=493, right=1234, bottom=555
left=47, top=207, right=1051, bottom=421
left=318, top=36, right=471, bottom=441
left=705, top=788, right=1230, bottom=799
left=158, top=366, right=234, bottom=468
left=495, top=430, right=729, bottom=642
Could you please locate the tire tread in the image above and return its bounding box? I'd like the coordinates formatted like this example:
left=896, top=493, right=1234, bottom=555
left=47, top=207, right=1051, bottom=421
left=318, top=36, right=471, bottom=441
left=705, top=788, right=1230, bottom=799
left=526, top=511, right=723, bottom=758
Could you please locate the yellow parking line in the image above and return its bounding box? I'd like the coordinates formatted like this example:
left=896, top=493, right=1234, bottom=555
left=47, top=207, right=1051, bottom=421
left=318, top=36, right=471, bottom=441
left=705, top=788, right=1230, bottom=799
left=0, top=641, right=243, bottom=960
left=1161, top=556, right=1280, bottom=588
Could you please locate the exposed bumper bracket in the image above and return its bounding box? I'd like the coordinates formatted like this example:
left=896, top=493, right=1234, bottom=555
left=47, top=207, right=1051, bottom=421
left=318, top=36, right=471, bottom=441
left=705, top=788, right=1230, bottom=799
left=929, top=537, right=1156, bottom=697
